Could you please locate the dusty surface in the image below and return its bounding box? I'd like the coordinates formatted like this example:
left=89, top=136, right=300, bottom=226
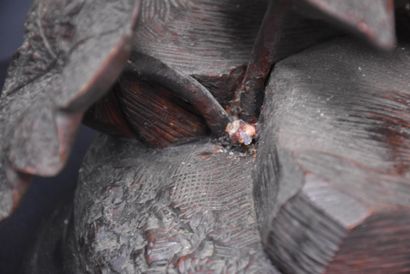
left=255, top=38, right=410, bottom=273
left=65, top=135, right=278, bottom=273
left=0, top=0, right=140, bottom=220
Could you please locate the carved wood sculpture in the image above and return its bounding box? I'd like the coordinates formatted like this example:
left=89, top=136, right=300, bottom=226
left=1, top=0, right=409, bottom=273
left=255, top=38, right=410, bottom=273
left=0, top=0, right=141, bottom=219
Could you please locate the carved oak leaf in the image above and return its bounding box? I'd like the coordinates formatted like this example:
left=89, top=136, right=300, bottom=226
left=255, top=37, right=410, bottom=273
left=0, top=0, right=141, bottom=220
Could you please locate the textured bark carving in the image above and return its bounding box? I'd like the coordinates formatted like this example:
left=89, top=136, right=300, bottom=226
left=66, top=135, right=278, bottom=273
left=255, top=38, right=410, bottom=274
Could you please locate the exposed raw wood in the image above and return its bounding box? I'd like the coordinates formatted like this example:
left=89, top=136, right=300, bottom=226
left=87, top=0, right=340, bottom=146
left=0, top=0, right=407, bottom=272
left=0, top=0, right=343, bottom=221
left=130, top=0, right=338, bottom=115
left=133, top=0, right=266, bottom=95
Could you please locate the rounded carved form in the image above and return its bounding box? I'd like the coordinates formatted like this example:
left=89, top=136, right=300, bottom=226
left=255, top=38, right=410, bottom=273
left=67, top=135, right=278, bottom=273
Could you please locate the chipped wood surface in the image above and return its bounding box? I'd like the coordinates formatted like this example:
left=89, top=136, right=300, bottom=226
left=87, top=0, right=340, bottom=146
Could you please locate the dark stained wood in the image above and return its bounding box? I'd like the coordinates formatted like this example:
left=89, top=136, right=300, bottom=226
left=0, top=0, right=140, bottom=219
left=125, top=53, right=231, bottom=137
left=0, top=1, right=406, bottom=271
left=67, top=135, right=279, bottom=273
left=295, top=0, right=396, bottom=49
left=84, top=89, right=136, bottom=138
left=255, top=38, right=410, bottom=273
left=232, top=0, right=290, bottom=122
left=231, top=0, right=397, bottom=121
left=130, top=0, right=339, bottom=111
left=0, top=0, right=344, bottom=220
left=132, top=0, right=267, bottom=101
left=117, top=73, right=209, bottom=147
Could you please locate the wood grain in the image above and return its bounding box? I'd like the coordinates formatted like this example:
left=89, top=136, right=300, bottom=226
left=118, top=73, right=209, bottom=147
left=129, top=0, right=338, bottom=106
left=84, top=89, right=136, bottom=138
left=255, top=38, right=410, bottom=273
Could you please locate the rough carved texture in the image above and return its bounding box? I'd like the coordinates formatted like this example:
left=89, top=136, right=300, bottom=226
left=227, top=0, right=396, bottom=120
left=84, top=0, right=340, bottom=145
left=67, top=135, right=278, bottom=273
left=0, top=0, right=140, bottom=219
left=129, top=0, right=339, bottom=105
left=134, top=0, right=265, bottom=76
left=255, top=38, right=410, bottom=273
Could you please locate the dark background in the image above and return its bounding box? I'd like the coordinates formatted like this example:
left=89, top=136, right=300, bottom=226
left=0, top=1, right=95, bottom=273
